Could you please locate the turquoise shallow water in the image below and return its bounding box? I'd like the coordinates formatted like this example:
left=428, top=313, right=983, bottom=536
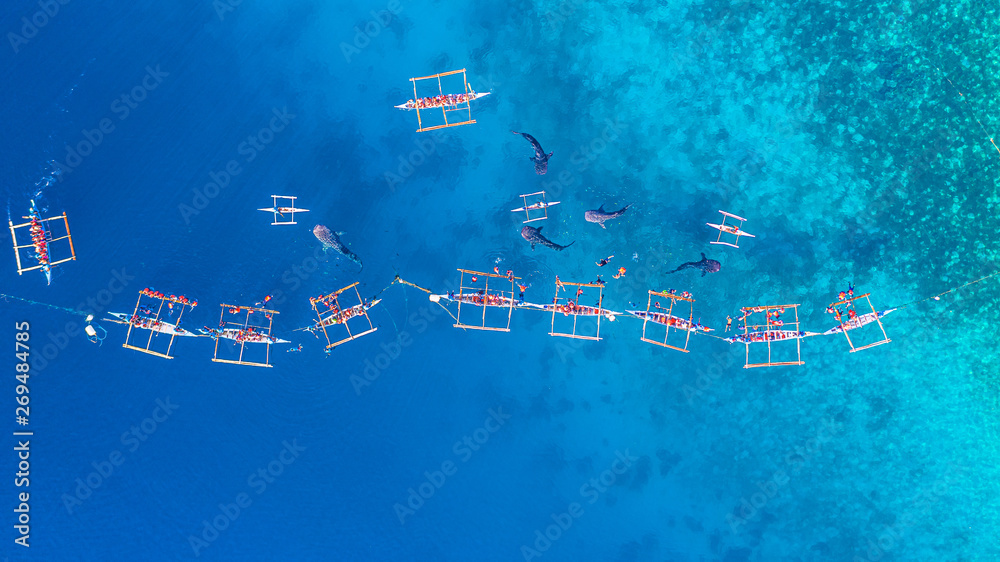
left=1, top=0, right=999, bottom=560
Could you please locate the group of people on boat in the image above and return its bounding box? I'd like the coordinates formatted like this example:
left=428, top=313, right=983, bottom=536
left=491, top=266, right=516, bottom=282
left=661, top=289, right=693, bottom=300
left=460, top=291, right=509, bottom=307
left=404, top=91, right=477, bottom=109
left=728, top=330, right=806, bottom=344
left=28, top=216, right=50, bottom=265
left=740, top=305, right=786, bottom=325
left=130, top=315, right=163, bottom=330
left=735, top=305, right=788, bottom=328
left=825, top=283, right=857, bottom=322
left=323, top=303, right=367, bottom=326
left=141, top=288, right=197, bottom=306
left=766, top=306, right=787, bottom=326
left=643, top=310, right=709, bottom=332
left=232, top=326, right=273, bottom=343
left=554, top=298, right=594, bottom=316
left=524, top=201, right=553, bottom=210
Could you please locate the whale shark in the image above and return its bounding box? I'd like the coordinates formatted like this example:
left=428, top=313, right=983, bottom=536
left=585, top=203, right=631, bottom=229
left=313, top=225, right=363, bottom=271
left=521, top=225, right=574, bottom=251
left=512, top=131, right=553, bottom=175
left=667, top=253, right=720, bottom=277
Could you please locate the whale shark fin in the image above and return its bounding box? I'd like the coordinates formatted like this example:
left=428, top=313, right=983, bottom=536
left=536, top=226, right=543, bottom=231
left=598, top=204, right=605, bottom=212
left=701, top=252, right=706, bottom=260
left=599, top=222, right=606, bottom=229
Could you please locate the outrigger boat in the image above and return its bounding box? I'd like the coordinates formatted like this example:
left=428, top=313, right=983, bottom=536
left=258, top=195, right=308, bottom=225
left=305, top=283, right=380, bottom=350
left=114, top=288, right=199, bottom=359
left=707, top=210, right=754, bottom=248
left=633, top=289, right=707, bottom=352
left=544, top=279, right=614, bottom=341
left=431, top=269, right=521, bottom=332
left=511, top=191, right=559, bottom=224
left=208, top=303, right=286, bottom=367
left=823, top=308, right=896, bottom=336
left=398, top=69, right=489, bottom=133
left=825, top=290, right=893, bottom=352
left=303, top=299, right=381, bottom=332
left=732, top=303, right=814, bottom=368
left=9, top=199, right=76, bottom=285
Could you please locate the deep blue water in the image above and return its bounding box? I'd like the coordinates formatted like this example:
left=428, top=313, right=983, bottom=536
left=2, top=1, right=1000, bottom=560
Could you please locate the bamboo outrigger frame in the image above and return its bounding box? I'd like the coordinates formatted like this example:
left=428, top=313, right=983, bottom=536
left=407, top=69, right=481, bottom=133
left=708, top=210, right=755, bottom=249
left=549, top=281, right=607, bottom=341
left=512, top=191, right=559, bottom=224
left=309, top=282, right=378, bottom=350
left=454, top=268, right=518, bottom=332
left=211, top=304, right=279, bottom=368
left=9, top=203, right=76, bottom=281
left=740, top=303, right=806, bottom=368
left=828, top=293, right=892, bottom=352
left=121, top=290, right=196, bottom=359
left=640, top=290, right=696, bottom=352
left=258, top=195, right=308, bottom=225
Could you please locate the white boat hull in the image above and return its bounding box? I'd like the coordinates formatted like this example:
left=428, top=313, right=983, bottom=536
left=258, top=207, right=309, bottom=214
left=108, top=312, right=198, bottom=337
left=706, top=223, right=755, bottom=237
left=214, top=328, right=289, bottom=344
left=511, top=202, right=560, bottom=212
left=823, top=309, right=895, bottom=335
left=626, top=310, right=711, bottom=332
